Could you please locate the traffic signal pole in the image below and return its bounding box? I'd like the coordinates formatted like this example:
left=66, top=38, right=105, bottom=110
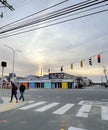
left=103, top=66, right=108, bottom=87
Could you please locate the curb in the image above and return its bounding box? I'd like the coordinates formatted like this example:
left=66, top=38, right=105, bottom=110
left=0, top=97, right=27, bottom=112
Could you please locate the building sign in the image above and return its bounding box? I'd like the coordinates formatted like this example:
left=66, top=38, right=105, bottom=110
left=51, top=79, right=62, bottom=82
left=49, top=73, right=64, bottom=79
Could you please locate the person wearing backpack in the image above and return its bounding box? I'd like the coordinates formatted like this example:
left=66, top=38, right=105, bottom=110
left=10, top=81, right=18, bottom=103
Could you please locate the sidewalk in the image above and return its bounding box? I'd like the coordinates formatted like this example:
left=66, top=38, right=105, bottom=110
left=0, top=97, right=27, bottom=112
left=84, top=85, right=107, bottom=89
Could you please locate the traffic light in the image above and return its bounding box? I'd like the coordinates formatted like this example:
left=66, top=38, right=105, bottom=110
left=1, top=61, right=7, bottom=67
left=48, top=68, right=50, bottom=73
left=60, top=66, right=63, bottom=72
left=97, top=54, right=101, bottom=63
left=80, top=60, right=83, bottom=67
left=0, top=12, right=3, bottom=18
left=89, top=58, right=92, bottom=65
left=71, top=64, right=73, bottom=69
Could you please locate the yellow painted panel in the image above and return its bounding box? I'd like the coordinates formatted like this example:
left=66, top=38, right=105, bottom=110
left=62, top=82, right=68, bottom=89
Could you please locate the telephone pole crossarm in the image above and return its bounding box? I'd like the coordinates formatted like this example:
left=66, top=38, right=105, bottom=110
left=0, top=0, right=15, bottom=11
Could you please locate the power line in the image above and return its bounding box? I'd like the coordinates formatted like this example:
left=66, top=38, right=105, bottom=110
left=0, top=0, right=108, bottom=35
left=0, top=0, right=102, bottom=31
left=5, top=3, right=107, bottom=33
left=0, top=0, right=108, bottom=38
left=0, top=8, right=108, bottom=39
left=0, top=0, right=69, bottom=29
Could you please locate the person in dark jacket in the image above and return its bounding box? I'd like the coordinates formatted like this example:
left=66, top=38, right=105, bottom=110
left=10, top=82, right=18, bottom=103
left=19, top=83, right=25, bottom=101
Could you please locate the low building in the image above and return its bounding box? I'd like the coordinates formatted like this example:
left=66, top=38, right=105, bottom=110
left=18, top=72, right=90, bottom=89
left=1, top=73, right=91, bottom=89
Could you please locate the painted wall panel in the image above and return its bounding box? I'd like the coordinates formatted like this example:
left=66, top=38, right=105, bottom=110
left=62, top=82, right=68, bottom=89
left=44, top=82, right=51, bottom=88
left=21, top=82, right=29, bottom=89
left=29, top=82, right=35, bottom=88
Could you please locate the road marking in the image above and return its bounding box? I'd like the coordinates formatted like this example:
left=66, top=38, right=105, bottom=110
left=28, top=101, right=35, bottom=104
left=53, top=104, right=74, bottom=115
left=101, top=99, right=108, bottom=101
left=78, top=100, right=108, bottom=106
left=101, top=106, right=108, bottom=120
left=68, top=126, right=87, bottom=130
left=76, top=105, right=92, bottom=118
left=19, top=101, right=46, bottom=110
left=35, top=102, right=59, bottom=112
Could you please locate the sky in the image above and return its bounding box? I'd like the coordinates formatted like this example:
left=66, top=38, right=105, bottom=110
left=0, top=0, right=108, bottom=82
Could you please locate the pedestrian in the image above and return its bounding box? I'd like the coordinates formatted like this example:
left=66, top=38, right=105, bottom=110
left=10, top=81, right=18, bottom=103
left=19, top=83, right=25, bottom=101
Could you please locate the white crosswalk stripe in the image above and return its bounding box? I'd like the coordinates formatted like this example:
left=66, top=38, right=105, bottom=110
left=68, top=126, right=88, bottom=130
left=18, top=100, right=108, bottom=121
left=35, top=102, right=59, bottom=112
left=53, top=104, right=74, bottom=115
left=101, top=106, right=108, bottom=121
left=76, top=104, right=92, bottom=118
left=19, top=101, right=46, bottom=110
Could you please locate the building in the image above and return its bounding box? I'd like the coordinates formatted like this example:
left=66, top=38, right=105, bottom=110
left=1, top=72, right=91, bottom=89
left=17, top=72, right=90, bottom=89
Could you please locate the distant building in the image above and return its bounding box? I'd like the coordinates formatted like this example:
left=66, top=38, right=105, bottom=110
left=17, top=72, right=91, bottom=89
left=1, top=72, right=92, bottom=89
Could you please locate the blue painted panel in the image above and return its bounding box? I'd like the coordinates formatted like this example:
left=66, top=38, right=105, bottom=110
left=44, top=82, right=51, bottom=88
left=29, top=82, right=35, bottom=88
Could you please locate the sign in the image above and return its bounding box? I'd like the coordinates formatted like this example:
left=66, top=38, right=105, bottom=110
left=49, top=73, right=64, bottom=79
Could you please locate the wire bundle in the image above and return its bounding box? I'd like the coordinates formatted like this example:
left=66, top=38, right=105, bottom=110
left=0, top=0, right=108, bottom=39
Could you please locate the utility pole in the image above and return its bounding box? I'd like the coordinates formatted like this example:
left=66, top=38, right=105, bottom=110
left=0, top=0, right=14, bottom=18
left=0, top=0, right=15, bottom=11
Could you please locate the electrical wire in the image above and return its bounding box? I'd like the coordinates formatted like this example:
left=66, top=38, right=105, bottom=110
left=0, top=8, right=108, bottom=39
left=1, top=3, right=108, bottom=34
left=0, top=0, right=107, bottom=34
left=0, top=0, right=69, bottom=29
left=0, top=0, right=100, bottom=31
left=0, top=0, right=108, bottom=38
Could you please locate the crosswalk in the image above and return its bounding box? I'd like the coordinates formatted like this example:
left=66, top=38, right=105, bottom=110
left=19, top=100, right=108, bottom=121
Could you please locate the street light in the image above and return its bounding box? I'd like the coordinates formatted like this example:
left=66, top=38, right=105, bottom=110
left=4, top=44, right=22, bottom=74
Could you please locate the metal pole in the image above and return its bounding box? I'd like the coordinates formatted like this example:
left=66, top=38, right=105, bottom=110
left=1, top=67, right=4, bottom=96
left=0, top=67, right=4, bottom=103
left=4, top=45, right=22, bottom=74
left=13, top=51, right=15, bottom=73
left=103, top=66, right=108, bottom=83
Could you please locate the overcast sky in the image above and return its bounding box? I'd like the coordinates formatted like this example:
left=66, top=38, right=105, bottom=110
left=0, top=0, right=108, bottom=82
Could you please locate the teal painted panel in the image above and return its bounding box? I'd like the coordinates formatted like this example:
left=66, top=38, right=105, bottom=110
left=44, top=82, right=51, bottom=88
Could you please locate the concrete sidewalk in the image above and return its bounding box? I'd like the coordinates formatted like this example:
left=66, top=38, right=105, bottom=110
left=0, top=97, right=27, bottom=112
left=84, top=85, right=106, bottom=89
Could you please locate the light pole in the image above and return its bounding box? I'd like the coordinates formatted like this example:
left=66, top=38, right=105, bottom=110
left=4, top=44, right=22, bottom=74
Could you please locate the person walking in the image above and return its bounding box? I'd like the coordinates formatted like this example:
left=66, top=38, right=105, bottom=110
left=10, top=81, right=18, bottom=103
left=19, top=83, right=25, bottom=101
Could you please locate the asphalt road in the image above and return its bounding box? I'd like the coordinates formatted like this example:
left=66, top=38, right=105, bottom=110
left=0, top=86, right=108, bottom=130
